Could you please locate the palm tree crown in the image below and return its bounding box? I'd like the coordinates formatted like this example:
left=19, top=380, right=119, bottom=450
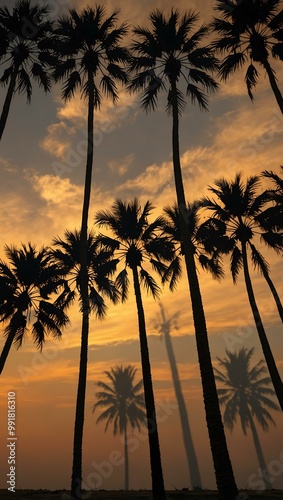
left=258, top=167, right=283, bottom=231
left=0, top=243, right=69, bottom=373
left=200, top=172, right=283, bottom=283
left=95, top=198, right=175, bottom=300
left=51, top=229, right=120, bottom=318
left=93, top=365, right=145, bottom=435
left=0, top=0, right=54, bottom=139
left=161, top=202, right=233, bottom=286
left=128, top=8, right=218, bottom=112
left=53, top=5, right=129, bottom=105
left=212, top=0, right=283, bottom=110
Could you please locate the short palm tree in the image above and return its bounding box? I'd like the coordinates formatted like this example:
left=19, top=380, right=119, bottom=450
left=201, top=173, right=283, bottom=410
left=0, top=0, right=54, bottom=141
left=215, top=347, right=280, bottom=489
left=0, top=243, right=69, bottom=374
left=153, top=303, right=202, bottom=490
left=128, top=10, right=238, bottom=500
left=51, top=229, right=119, bottom=499
left=212, top=0, right=283, bottom=112
left=95, top=198, right=176, bottom=500
left=93, top=365, right=146, bottom=491
left=53, top=8, right=129, bottom=499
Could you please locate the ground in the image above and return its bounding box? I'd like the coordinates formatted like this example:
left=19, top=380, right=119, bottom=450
left=0, top=491, right=282, bottom=500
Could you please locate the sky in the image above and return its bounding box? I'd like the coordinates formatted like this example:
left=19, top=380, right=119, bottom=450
left=0, top=0, right=283, bottom=494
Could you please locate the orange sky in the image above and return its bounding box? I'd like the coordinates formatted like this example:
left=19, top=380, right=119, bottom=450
left=0, top=0, right=283, bottom=493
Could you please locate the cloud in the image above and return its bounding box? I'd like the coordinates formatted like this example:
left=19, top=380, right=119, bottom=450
left=108, top=153, right=135, bottom=177
left=40, top=121, right=76, bottom=160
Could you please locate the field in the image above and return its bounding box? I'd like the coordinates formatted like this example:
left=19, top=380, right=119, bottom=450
left=0, top=490, right=282, bottom=500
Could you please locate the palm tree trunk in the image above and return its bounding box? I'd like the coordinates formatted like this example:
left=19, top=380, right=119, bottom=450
left=0, top=330, right=15, bottom=374
left=160, top=306, right=202, bottom=489
left=247, top=409, right=272, bottom=489
left=71, top=72, right=95, bottom=500
left=124, top=424, right=129, bottom=491
left=262, top=58, right=283, bottom=115
left=261, top=265, right=283, bottom=323
left=132, top=265, right=166, bottom=500
left=241, top=241, right=283, bottom=410
left=170, top=80, right=238, bottom=500
left=0, top=66, right=19, bottom=142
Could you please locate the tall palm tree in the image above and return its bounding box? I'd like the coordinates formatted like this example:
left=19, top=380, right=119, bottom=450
left=51, top=229, right=119, bottom=499
left=95, top=198, right=176, bottom=500
left=201, top=173, right=283, bottom=410
left=214, top=347, right=280, bottom=489
left=0, top=243, right=69, bottom=374
left=153, top=303, right=202, bottom=490
left=93, top=364, right=146, bottom=491
left=53, top=8, right=129, bottom=499
left=128, top=10, right=239, bottom=499
left=0, top=0, right=55, bottom=141
left=212, top=0, right=283, bottom=112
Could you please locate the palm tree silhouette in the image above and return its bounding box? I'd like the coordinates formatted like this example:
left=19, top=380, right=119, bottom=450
left=201, top=172, right=283, bottom=410
left=0, top=0, right=54, bottom=141
left=93, top=365, right=146, bottom=491
left=258, top=167, right=283, bottom=231
left=0, top=243, right=69, bottom=374
left=51, top=229, right=120, bottom=499
left=95, top=198, right=176, bottom=500
left=214, top=347, right=280, bottom=490
left=161, top=202, right=233, bottom=286
left=212, top=0, right=283, bottom=112
left=152, top=303, right=202, bottom=490
left=128, top=10, right=238, bottom=499
left=53, top=7, right=129, bottom=499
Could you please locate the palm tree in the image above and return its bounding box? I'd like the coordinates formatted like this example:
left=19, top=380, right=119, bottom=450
left=128, top=11, right=239, bottom=499
left=53, top=8, right=129, bottom=499
left=214, top=347, right=280, bottom=490
left=51, top=229, right=119, bottom=499
left=153, top=303, right=202, bottom=490
left=258, top=167, right=283, bottom=230
left=201, top=173, right=283, bottom=410
left=0, top=243, right=69, bottom=374
left=93, top=365, right=146, bottom=491
left=95, top=198, right=176, bottom=500
left=0, top=0, right=55, bottom=141
left=161, top=202, right=233, bottom=286
left=212, top=0, right=283, bottom=113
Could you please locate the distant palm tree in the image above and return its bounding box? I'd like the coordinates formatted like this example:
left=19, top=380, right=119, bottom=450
left=53, top=7, right=129, bottom=498
left=0, top=0, right=54, bottom=141
left=153, top=303, right=202, bottom=490
left=0, top=243, right=69, bottom=374
left=201, top=173, right=283, bottom=410
left=93, top=365, right=146, bottom=491
left=212, top=0, right=283, bottom=112
left=128, top=11, right=238, bottom=499
left=95, top=198, right=176, bottom=500
left=215, top=347, right=280, bottom=489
